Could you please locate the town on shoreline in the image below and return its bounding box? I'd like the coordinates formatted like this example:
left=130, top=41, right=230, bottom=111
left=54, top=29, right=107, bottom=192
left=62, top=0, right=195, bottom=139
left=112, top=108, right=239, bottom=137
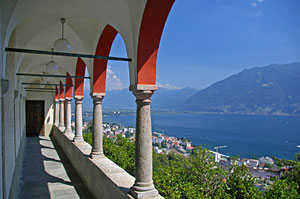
left=71, top=119, right=294, bottom=187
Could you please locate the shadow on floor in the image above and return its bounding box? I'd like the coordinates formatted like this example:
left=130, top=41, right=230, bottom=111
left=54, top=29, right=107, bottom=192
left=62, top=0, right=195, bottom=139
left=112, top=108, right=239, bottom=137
left=19, top=136, right=95, bottom=199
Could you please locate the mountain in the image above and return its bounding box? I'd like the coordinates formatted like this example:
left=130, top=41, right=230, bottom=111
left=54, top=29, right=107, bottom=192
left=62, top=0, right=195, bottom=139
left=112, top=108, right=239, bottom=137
left=72, top=87, right=198, bottom=112
left=181, top=62, right=300, bottom=115
left=151, top=87, right=198, bottom=110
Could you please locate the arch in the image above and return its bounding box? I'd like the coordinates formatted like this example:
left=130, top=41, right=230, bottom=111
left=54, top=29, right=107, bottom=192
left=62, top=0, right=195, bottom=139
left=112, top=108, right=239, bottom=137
left=3, top=0, right=135, bottom=79
left=74, top=57, right=86, bottom=97
left=59, top=81, right=65, bottom=99
left=137, top=0, right=175, bottom=85
left=65, top=72, right=73, bottom=99
left=93, top=24, right=118, bottom=94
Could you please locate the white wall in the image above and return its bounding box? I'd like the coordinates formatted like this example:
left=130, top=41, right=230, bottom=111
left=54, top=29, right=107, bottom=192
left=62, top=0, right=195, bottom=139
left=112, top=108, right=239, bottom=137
left=2, top=30, right=17, bottom=199
left=26, top=92, right=55, bottom=137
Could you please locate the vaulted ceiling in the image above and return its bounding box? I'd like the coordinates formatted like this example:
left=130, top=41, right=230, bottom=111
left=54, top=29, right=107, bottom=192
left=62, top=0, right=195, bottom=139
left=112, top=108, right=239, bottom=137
left=4, top=0, right=148, bottom=91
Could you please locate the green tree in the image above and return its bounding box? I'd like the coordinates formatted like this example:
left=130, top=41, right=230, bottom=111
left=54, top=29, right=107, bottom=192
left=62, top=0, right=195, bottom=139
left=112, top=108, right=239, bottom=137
left=225, top=165, right=264, bottom=199
left=153, top=148, right=230, bottom=199
left=103, top=135, right=135, bottom=175
left=265, top=180, right=299, bottom=199
left=84, top=131, right=300, bottom=198
left=281, top=162, right=300, bottom=194
left=83, top=131, right=92, bottom=145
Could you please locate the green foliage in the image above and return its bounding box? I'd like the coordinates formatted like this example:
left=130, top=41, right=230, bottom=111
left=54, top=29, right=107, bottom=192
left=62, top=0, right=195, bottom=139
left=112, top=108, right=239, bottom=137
left=83, top=131, right=92, bottom=145
left=272, top=156, right=295, bottom=167
left=153, top=148, right=255, bottom=199
left=281, top=162, right=300, bottom=194
left=84, top=132, right=135, bottom=175
left=83, top=132, right=300, bottom=198
left=264, top=163, right=274, bottom=168
left=265, top=180, right=299, bottom=199
left=225, top=165, right=264, bottom=199
left=103, top=135, right=135, bottom=175
left=295, top=153, right=300, bottom=162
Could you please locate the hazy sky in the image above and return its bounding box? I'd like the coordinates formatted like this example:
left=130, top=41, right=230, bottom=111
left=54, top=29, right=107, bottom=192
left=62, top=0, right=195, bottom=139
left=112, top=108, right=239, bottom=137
left=105, top=0, right=300, bottom=90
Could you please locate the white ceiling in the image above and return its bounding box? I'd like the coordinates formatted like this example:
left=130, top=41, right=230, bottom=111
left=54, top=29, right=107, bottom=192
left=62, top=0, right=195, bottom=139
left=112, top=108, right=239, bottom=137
left=4, top=0, right=148, bottom=91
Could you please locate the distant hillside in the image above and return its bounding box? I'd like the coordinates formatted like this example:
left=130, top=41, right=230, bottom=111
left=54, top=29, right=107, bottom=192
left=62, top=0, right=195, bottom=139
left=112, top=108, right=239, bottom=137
left=151, top=87, right=198, bottom=110
left=72, top=87, right=198, bottom=112
left=181, top=62, right=300, bottom=115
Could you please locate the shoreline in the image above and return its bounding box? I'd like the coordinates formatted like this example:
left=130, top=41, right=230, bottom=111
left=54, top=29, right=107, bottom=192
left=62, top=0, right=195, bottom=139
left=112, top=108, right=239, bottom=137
left=74, top=110, right=300, bottom=160
left=79, top=108, right=300, bottom=117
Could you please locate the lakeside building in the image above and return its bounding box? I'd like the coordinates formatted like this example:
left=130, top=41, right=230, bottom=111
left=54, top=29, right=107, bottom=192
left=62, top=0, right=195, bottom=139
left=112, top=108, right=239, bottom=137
left=0, top=1, right=175, bottom=198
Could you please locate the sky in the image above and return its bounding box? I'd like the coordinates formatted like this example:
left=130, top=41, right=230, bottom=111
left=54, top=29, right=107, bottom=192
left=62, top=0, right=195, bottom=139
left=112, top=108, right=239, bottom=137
left=104, top=0, right=300, bottom=90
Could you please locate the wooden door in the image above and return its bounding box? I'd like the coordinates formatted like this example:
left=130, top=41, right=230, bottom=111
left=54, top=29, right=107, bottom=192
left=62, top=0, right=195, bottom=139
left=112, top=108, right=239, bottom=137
left=26, top=100, right=44, bottom=136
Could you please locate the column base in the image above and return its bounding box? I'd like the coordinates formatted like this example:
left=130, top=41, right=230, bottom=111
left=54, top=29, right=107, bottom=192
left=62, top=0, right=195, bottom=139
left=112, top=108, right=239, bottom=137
left=58, top=126, right=65, bottom=132
left=90, top=152, right=105, bottom=159
left=73, top=136, right=84, bottom=142
left=64, top=128, right=72, bottom=134
left=130, top=186, right=159, bottom=199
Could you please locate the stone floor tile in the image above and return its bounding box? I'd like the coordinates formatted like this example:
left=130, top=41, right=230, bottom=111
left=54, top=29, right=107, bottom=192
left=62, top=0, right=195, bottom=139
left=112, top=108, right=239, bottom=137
left=19, top=136, right=95, bottom=199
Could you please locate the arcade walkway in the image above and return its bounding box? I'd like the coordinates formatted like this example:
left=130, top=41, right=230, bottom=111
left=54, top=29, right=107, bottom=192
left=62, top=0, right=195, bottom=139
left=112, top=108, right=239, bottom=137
left=19, top=136, right=94, bottom=199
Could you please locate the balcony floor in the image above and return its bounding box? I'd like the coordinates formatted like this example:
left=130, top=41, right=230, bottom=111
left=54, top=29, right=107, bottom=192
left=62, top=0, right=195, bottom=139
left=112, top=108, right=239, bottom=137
left=19, top=136, right=94, bottom=199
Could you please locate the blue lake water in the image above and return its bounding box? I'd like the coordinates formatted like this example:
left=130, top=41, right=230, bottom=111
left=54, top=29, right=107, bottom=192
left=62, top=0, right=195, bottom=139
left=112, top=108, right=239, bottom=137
left=83, top=113, right=300, bottom=160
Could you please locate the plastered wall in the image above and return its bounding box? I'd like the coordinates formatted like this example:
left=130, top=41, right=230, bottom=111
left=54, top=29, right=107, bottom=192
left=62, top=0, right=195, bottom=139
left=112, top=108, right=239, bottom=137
left=26, top=92, right=55, bottom=137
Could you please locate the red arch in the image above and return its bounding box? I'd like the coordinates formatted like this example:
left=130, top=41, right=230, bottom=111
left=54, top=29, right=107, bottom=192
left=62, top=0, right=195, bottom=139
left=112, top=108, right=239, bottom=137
left=74, top=57, right=86, bottom=97
left=137, top=0, right=175, bottom=85
left=65, top=72, right=73, bottom=99
left=93, top=25, right=118, bottom=94
left=59, top=81, right=64, bottom=99
left=55, top=86, right=59, bottom=100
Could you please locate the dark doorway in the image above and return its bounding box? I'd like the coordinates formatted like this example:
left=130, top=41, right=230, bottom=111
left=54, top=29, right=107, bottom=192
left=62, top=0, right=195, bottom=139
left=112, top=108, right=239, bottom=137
left=26, top=100, right=45, bottom=136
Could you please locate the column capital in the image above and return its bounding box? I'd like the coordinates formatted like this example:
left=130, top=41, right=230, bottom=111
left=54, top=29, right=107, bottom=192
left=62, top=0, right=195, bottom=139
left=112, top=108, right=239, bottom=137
left=74, top=97, right=83, bottom=104
left=65, top=98, right=72, bottom=102
left=55, top=99, right=60, bottom=102
left=91, top=93, right=105, bottom=102
left=129, top=84, right=157, bottom=92
left=130, top=84, right=157, bottom=104
left=74, top=96, right=84, bottom=100
left=59, top=98, right=65, bottom=102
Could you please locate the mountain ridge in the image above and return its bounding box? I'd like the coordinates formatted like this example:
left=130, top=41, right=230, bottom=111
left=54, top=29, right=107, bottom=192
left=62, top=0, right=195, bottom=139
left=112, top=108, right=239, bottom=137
left=73, top=62, right=300, bottom=116
left=72, top=87, right=199, bottom=112
left=180, top=62, right=300, bottom=115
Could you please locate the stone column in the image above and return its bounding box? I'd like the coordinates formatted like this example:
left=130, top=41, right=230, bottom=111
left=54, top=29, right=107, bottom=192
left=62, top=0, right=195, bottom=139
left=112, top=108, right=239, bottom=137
left=14, top=90, right=19, bottom=159
left=58, top=99, right=65, bottom=132
left=73, top=97, right=84, bottom=142
left=21, top=95, right=26, bottom=136
left=90, top=94, right=104, bottom=159
left=19, top=94, right=22, bottom=134
left=54, top=99, right=60, bottom=126
left=130, top=85, right=158, bottom=198
left=64, top=98, right=72, bottom=134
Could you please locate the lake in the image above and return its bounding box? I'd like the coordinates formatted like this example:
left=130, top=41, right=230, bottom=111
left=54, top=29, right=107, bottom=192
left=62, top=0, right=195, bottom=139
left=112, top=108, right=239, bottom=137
left=83, top=112, right=300, bottom=160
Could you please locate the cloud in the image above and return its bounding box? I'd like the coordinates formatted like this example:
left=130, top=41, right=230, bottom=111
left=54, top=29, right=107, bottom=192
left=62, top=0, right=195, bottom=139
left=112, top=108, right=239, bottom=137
left=83, top=66, right=125, bottom=91
left=106, top=66, right=125, bottom=90
left=251, top=0, right=264, bottom=16
left=252, top=0, right=264, bottom=7
left=157, top=82, right=181, bottom=90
